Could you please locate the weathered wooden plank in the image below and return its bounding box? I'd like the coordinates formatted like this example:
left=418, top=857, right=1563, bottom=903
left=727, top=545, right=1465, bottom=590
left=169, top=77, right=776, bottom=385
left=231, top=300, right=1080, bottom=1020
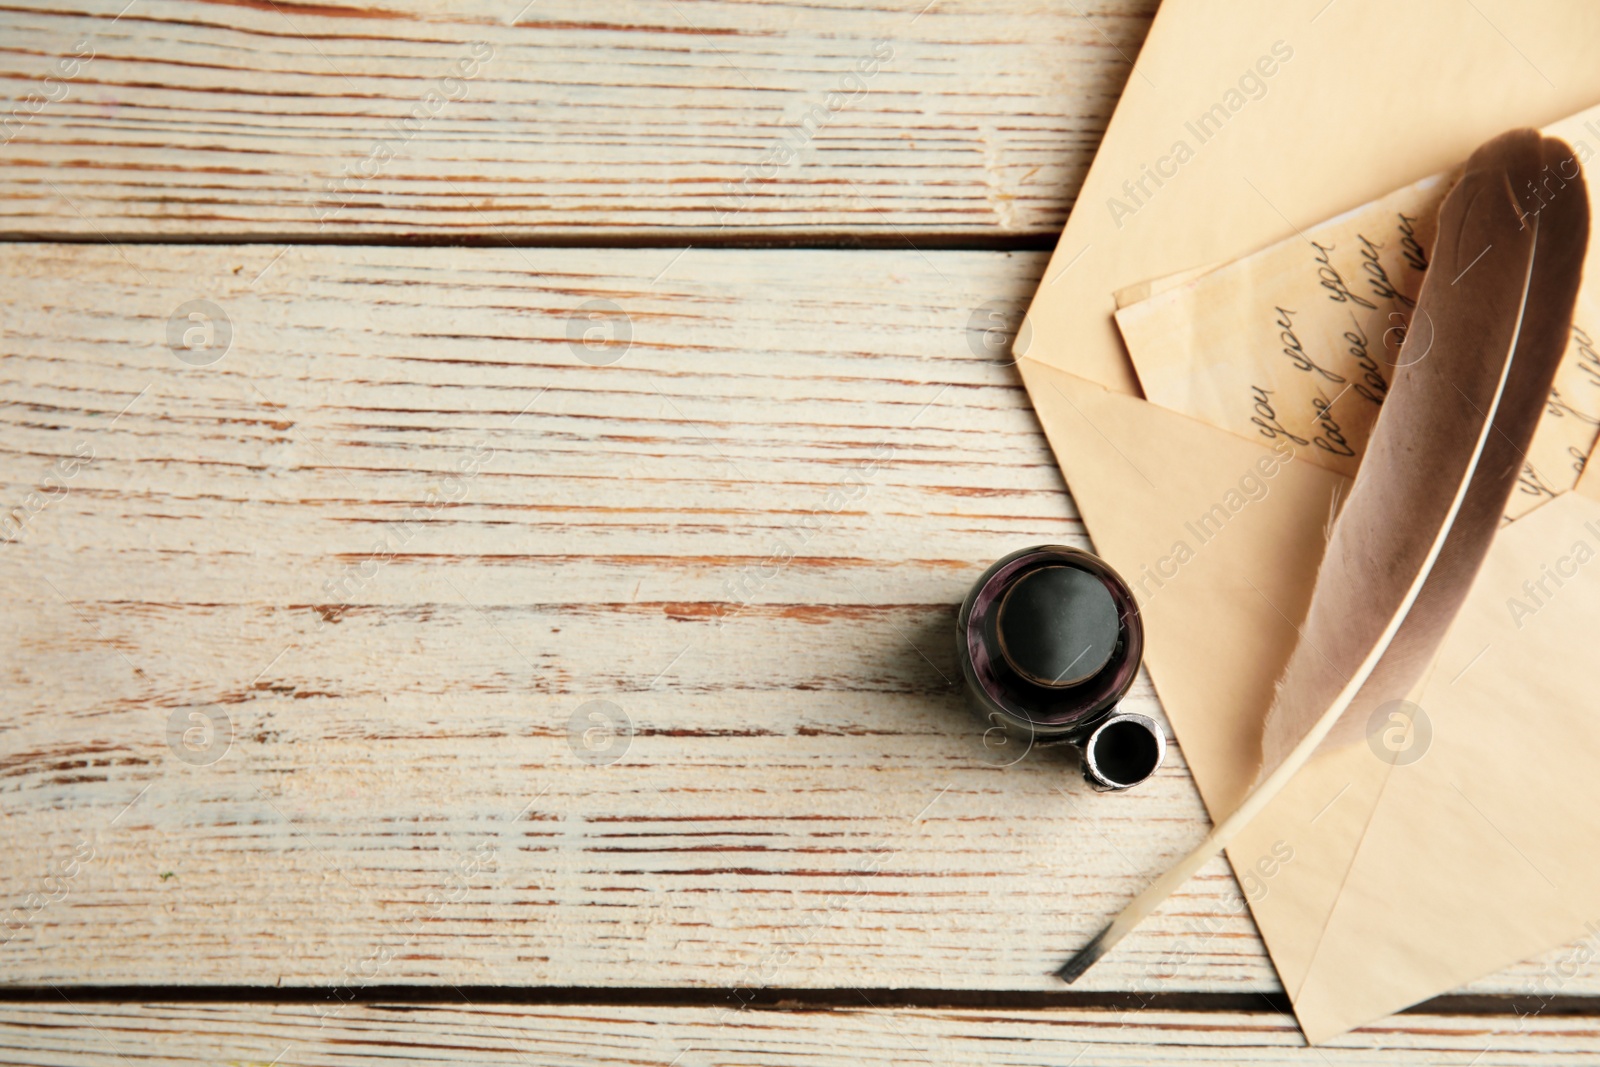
left=3, top=1000, right=1599, bottom=1065
left=1, top=243, right=1597, bottom=1002
left=0, top=0, right=1156, bottom=238
left=0, top=242, right=1249, bottom=992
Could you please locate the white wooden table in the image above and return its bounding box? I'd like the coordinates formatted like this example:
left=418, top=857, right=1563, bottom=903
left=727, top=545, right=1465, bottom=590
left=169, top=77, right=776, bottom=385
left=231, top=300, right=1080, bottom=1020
left=1, top=2, right=1596, bottom=1062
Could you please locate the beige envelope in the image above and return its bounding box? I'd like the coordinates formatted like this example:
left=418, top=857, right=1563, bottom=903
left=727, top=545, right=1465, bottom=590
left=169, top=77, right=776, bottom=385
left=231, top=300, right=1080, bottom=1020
left=1019, top=0, right=1600, bottom=1041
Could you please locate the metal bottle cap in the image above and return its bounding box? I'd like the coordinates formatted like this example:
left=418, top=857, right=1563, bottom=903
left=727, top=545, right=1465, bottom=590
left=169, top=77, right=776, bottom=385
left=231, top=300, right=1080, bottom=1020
left=1080, top=713, right=1166, bottom=791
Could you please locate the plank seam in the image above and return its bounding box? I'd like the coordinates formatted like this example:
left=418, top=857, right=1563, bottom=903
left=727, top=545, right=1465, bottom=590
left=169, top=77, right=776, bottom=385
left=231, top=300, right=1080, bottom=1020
left=0, top=231, right=1061, bottom=251
left=0, top=988, right=1594, bottom=1018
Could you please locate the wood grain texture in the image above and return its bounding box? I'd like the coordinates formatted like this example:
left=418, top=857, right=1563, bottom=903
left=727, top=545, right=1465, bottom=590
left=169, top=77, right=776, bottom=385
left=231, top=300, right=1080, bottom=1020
left=0, top=241, right=1254, bottom=992
left=0, top=0, right=1157, bottom=239
left=7, top=0, right=1595, bottom=1055
left=2, top=242, right=1599, bottom=1003
left=4, top=1000, right=1600, bottom=1065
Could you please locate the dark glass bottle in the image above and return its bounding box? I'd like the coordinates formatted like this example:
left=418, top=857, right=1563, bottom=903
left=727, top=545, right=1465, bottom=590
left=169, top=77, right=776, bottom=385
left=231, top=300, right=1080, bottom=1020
left=956, top=545, right=1162, bottom=789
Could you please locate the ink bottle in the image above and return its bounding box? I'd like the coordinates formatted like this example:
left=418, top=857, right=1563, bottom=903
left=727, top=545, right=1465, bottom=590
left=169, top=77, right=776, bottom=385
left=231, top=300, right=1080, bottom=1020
left=956, top=545, right=1163, bottom=789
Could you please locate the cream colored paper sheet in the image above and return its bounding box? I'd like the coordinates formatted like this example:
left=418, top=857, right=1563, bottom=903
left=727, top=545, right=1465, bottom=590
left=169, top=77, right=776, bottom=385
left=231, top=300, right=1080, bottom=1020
left=1116, top=174, right=1447, bottom=479
left=1014, top=0, right=1600, bottom=1043
left=1115, top=104, right=1600, bottom=518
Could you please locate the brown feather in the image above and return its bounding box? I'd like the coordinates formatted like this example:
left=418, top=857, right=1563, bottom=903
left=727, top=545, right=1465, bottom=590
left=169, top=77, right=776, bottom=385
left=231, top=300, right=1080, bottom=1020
left=1257, top=128, right=1589, bottom=775
left=1058, top=128, right=1589, bottom=984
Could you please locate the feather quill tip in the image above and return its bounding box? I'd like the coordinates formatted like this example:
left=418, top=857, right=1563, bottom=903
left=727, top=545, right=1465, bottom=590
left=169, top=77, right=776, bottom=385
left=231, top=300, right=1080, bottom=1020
left=1055, top=926, right=1110, bottom=983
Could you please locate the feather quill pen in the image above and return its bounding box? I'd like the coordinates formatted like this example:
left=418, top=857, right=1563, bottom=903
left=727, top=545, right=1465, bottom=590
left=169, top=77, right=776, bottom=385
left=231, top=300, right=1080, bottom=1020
left=1058, top=129, right=1590, bottom=982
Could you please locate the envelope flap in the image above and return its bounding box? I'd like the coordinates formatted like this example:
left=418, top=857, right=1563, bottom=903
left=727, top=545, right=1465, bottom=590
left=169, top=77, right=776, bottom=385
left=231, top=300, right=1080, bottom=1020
left=1019, top=359, right=1346, bottom=815
left=1021, top=0, right=1600, bottom=397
